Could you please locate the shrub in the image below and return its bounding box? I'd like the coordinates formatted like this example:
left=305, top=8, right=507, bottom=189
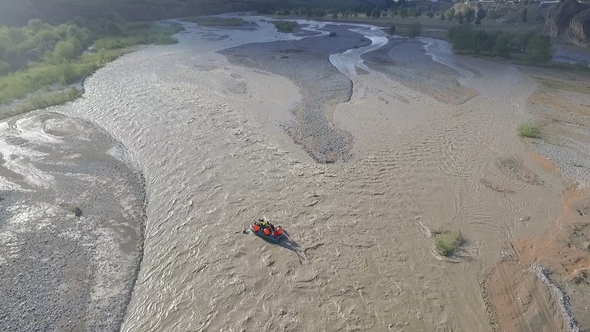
left=433, top=230, right=463, bottom=256
left=517, top=123, right=538, bottom=137
left=388, top=24, right=397, bottom=35
left=273, top=21, right=298, bottom=33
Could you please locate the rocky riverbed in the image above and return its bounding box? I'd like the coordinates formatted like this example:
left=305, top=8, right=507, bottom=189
left=0, top=112, right=145, bottom=332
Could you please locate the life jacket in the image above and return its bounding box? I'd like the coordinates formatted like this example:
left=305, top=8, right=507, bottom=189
left=260, top=220, right=267, bottom=227
left=253, top=224, right=260, bottom=232
left=277, top=227, right=283, bottom=236
left=263, top=228, right=271, bottom=235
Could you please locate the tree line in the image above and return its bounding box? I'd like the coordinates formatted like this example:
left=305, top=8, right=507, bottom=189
left=0, top=12, right=180, bottom=76
left=449, top=25, right=553, bottom=64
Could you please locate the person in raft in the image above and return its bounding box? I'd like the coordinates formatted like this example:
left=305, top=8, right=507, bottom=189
left=253, top=219, right=283, bottom=237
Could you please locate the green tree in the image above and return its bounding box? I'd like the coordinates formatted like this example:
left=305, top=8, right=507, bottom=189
left=521, top=8, right=528, bottom=23
left=407, top=23, right=422, bottom=38
left=366, top=10, right=372, bottom=18
left=371, top=8, right=380, bottom=18
left=46, top=39, right=77, bottom=63
left=38, top=29, right=60, bottom=42
left=447, top=9, right=455, bottom=21
left=104, top=12, right=125, bottom=24
left=493, top=33, right=511, bottom=58
left=0, top=34, right=13, bottom=60
left=455, top=12, right=464, bottom=24
left=388, top=24, right=397, bottom=35
left=474, top=30, right=493, bottom=53
left=27, top=19, right=43, bottom=33
left=105, top=21, right=122, bottom=35
left=465, top=8, right=475, bottom=22
left=6, top=28, right=27, bottom=45
left=441, top=13, right=446, bottom=21
left=427, top=11, right=434, bottom=18
left=476, top=8, right=487, bottom=20
left=450, top=25, right=474, bottom=53
left=524, top=34, right=553, bottom=64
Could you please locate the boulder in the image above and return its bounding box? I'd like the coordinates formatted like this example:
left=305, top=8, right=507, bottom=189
left=569, top=9, right=590, bottom=47
left=545, top=0, right=589, bottom=37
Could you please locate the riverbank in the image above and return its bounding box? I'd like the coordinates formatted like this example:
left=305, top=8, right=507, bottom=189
left=0, top=112, right=146, bottom=332
left=0, top=19, right=181, bottom=121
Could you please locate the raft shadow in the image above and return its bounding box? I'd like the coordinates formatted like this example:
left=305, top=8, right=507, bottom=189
left=267, top=230, right=305, bottom=263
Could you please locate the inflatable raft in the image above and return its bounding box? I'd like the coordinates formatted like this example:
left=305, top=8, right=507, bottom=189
left=250, top=223, right=285, bottom=243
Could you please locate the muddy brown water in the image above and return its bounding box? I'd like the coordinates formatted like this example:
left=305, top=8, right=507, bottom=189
left=1, top=17, right=581, bottom=331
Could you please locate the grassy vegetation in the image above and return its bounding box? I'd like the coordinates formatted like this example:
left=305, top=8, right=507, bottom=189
left=183, top=16, right=244, bottom=26
left=273, top=20, right=298, bottom=33
left=0, top=14, right=182, bottom=117
left=433, top=230, right=464, bottom=256
left=517, top=123, right=539, bottom=138
left=18, top=87, right=83, bottom=113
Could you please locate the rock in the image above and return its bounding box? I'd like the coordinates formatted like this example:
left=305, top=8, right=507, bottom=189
left=519, top=216, right=531, bottom=222
left=545, top=0, right=589, bottom=37
left=71, top=206, right=82, bottom=217
left=569, top=9, right=590, bottom=47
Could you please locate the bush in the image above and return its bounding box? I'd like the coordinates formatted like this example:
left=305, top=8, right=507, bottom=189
left=388, top=24, right=397, bottom=35
left=273, top=21, right=298, bottom=33
left=517, top=123, right=538, bottom=137
left=434, top=230, right=463, bottom=256
left=407, top=23, right=422, bottom=38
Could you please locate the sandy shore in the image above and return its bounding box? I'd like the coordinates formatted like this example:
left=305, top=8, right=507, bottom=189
left=1, top=15, right=589, bottom=331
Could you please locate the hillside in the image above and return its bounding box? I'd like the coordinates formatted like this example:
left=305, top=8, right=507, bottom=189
left=0, top=0, right=374, bottom=26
